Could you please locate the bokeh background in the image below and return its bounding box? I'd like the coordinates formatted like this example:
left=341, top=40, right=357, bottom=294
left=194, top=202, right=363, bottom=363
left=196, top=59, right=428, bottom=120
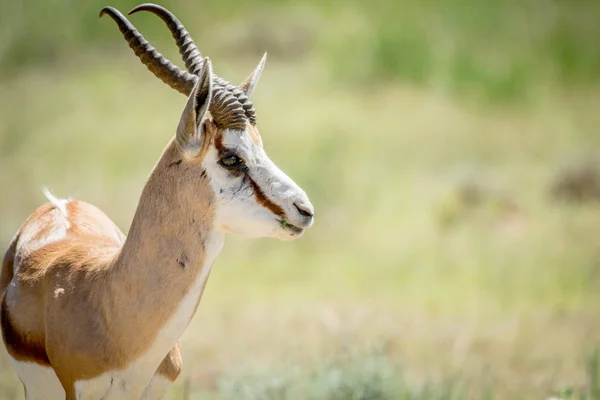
left=1, top=0, right=600, bottom=398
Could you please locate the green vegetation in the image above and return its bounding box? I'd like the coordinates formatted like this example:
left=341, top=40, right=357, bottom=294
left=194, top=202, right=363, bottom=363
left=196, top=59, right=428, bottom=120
left=1, top=0, right=600, bottom=399
left=2, top=0, right=600, bottom=102
left=188, top=347, right=600, bottom=400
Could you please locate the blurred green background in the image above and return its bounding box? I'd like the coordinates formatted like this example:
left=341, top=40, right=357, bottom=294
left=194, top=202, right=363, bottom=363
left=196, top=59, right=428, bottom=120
left=2, top=0, right=600, bottom=399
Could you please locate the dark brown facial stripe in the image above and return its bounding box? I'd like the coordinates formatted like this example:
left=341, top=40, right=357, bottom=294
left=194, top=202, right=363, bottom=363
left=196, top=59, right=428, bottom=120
left=214, top=133, right=224, bottom=153
left=248, top=177, right=285, bottom=218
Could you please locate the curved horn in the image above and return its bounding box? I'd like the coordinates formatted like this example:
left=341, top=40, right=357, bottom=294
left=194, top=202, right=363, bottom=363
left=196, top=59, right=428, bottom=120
left=102, top=5, right=259, bottom=128
left=128, top=3, right=204, bottom=76
left=99, top=6, right=197, bottom=95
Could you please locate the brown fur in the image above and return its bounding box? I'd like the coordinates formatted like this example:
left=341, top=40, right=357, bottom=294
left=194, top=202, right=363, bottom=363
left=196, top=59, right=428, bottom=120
left=213, top=130, right=224, bottom=153
left=156, top=342, right=182, bottom=381
left=247, top=124, right=262, bottom=145
left=0, top=234, right=17, bottom=300
left=0, top=136, right=218, bottom=397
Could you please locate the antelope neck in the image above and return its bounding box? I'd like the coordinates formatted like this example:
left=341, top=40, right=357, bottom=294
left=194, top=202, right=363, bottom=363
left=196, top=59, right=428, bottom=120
left=108, top=141, right=221, bottom=335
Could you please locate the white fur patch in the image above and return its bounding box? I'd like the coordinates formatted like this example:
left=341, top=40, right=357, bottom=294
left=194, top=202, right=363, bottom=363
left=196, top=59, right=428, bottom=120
left=16, top=192, right=70, bottom=256
left=42, top=188, right=71, bottom=229
left=206, top=129, right=312, bottom=239
left=74, top=232, right=224, bottom=399
left=8, top=356, right=65, bottom=400
left=140, top=374, right=173, bottom=400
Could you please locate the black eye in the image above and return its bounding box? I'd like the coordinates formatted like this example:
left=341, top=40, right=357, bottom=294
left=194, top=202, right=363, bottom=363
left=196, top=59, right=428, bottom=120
left=219, top=154, right=244, bottom=169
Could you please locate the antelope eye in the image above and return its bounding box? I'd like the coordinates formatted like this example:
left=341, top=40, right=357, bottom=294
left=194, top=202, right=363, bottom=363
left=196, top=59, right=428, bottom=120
left=219, top=154, right=244, bottom=169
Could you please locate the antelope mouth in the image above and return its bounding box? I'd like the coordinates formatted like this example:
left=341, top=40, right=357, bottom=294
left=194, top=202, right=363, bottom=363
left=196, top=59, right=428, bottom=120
left=278, top=219, right=304, bottom=235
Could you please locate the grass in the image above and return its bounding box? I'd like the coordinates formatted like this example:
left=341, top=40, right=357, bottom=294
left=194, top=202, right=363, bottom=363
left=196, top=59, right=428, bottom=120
left=2, top=0, right=600, bottom=102
left=326, top=0, right=600, bottom=102
left=2, top=1, right=600, bottom=399
left=0, top=55, right=599, bottom=398
left=193, top=346, right=600, bottom=400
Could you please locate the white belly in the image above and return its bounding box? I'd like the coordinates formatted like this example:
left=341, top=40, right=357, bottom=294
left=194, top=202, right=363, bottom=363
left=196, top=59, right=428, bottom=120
left=9, top=356, right=65, bottom=400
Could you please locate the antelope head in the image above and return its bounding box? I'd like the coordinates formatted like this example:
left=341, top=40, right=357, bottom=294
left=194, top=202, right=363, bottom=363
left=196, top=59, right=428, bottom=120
left=100, top=4, right=314, bottom=240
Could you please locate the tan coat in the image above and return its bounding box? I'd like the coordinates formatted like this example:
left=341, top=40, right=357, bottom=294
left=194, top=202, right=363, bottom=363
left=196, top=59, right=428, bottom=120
left=1, top=140, right=217, bottom=398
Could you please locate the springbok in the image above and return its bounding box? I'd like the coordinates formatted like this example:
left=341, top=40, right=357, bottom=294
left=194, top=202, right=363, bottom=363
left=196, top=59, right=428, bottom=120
left=0, top=4, right=314, bottom=399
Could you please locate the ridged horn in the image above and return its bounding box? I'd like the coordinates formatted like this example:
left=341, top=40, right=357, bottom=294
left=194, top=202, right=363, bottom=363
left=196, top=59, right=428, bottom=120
left=102, top=5, right=259, bottom=129
left=99, top=6, right=197, bottom=95
left=128, top=3, right=204, bottom=76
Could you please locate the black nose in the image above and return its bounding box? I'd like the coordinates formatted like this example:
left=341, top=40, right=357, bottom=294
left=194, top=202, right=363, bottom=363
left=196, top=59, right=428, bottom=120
left=294, top=203, right=314, bottom=218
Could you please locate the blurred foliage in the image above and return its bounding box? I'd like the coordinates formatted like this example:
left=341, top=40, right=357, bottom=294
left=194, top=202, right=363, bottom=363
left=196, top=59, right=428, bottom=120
left=212, top=346, right=463, bottom=400
left=2, top=0, right=600, bottom=102
left=324, top=0, right=600, bottom=102
left=550, top=158, right=600, bottom=203
left=185, top=346, right=600, bottom=400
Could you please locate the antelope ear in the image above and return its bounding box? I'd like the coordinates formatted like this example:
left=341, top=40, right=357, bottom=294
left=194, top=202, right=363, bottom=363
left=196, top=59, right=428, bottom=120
left=239, top=53, right=267, bottom=98
left=176, top=57, right=212, bottom=157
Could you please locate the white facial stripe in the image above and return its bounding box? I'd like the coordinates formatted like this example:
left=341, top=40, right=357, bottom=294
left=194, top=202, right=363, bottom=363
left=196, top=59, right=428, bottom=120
left=220, top=129, right=300, bottom=217
left=202, top=128, right=312, bottom=239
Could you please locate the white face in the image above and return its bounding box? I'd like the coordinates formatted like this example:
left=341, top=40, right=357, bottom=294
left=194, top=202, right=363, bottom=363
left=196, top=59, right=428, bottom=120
left=202, top=126, right=314, bottom=240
